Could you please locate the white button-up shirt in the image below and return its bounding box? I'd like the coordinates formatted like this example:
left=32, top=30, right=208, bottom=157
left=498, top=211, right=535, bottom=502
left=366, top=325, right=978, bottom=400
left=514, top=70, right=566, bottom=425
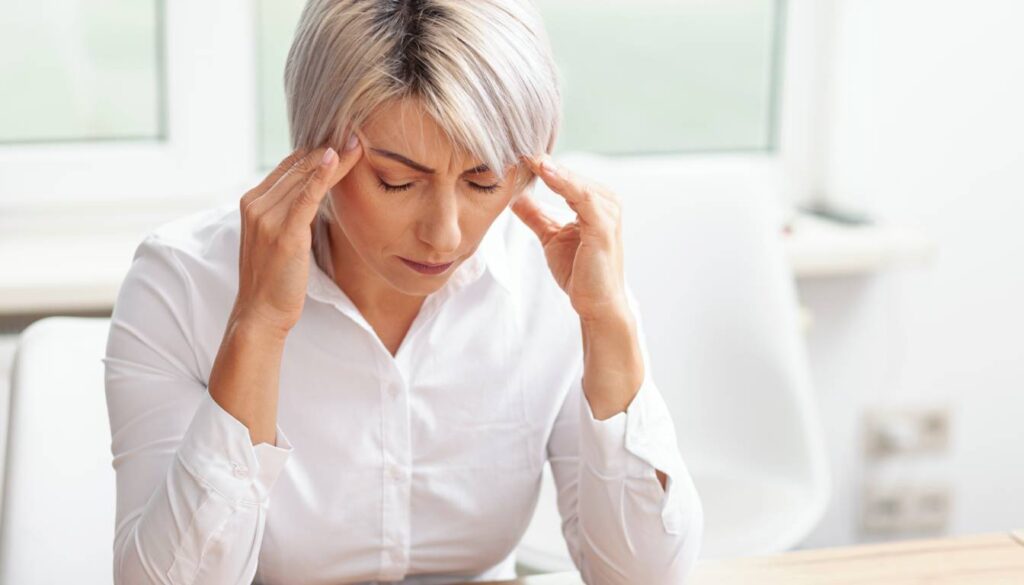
left=103, top=200, right=702, bottom=585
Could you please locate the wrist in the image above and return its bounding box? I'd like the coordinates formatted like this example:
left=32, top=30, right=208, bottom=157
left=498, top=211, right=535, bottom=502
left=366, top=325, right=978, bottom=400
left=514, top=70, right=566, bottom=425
left=579, top=309, right=645, bottom=420
left=580, top=304, right=636, bottom=337
left=227, top=312, right=291, bottom=349
left=228, top=304, right=293, bottom=344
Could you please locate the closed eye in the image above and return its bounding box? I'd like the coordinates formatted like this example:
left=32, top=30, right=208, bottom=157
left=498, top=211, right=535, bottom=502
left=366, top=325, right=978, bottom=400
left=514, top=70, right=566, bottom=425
left=377, top=178, right=414, bottom=193
left=376, top=177, right=501, bottom=194
left=468, top=181, right=501, bottom=193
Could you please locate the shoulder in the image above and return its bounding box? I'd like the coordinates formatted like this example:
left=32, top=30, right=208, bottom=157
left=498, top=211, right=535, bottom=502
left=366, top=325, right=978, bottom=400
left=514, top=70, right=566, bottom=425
left=117, top=202, right=241, bottom=319
left=137, top=201, right=240, bottom=271
left=123, top=202, right=242, bottom=305
left=113, top=202, right=241, bottom=377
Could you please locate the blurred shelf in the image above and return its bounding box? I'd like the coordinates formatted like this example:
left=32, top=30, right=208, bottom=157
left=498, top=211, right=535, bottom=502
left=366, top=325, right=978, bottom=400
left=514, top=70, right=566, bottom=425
left=0, top=230, right=145, bottom=315
left=784, top=212, right=936, bottom=279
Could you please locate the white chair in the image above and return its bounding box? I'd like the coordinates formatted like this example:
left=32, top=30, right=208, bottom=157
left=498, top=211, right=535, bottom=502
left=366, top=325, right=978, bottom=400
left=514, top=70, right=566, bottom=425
left=516, top=153, right=831, bottom=572
left=0, top=316, right=115, bottom=585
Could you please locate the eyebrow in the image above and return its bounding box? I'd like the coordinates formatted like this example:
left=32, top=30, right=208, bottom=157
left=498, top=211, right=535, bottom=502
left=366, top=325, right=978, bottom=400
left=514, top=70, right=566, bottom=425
left=368, top=147, right=491, bottom=175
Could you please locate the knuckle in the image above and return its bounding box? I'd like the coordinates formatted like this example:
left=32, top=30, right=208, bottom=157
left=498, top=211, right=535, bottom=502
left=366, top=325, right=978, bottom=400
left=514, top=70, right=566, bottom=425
left=280, top=148, right=308, bottom=170
left=295, top=184, right=322, bottom=208
left=294, top=190, right=315, bottom=208
left=241, top=199, right=258, bottom=221
left=252, top=210, right=274, bottom=233
left=240, top=188, right=258, bottom=206
left=293, top=152, right=320, bottom=174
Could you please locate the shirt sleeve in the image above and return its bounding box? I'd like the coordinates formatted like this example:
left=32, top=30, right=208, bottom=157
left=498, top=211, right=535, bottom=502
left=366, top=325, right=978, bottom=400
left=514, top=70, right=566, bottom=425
left=104, top=235, right=293, bottom=585
left=545, top=283, right=704, bottom=585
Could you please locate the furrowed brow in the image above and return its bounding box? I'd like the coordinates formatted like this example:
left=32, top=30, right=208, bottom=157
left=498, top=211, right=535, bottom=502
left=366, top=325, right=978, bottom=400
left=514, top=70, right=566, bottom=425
left=369, top=147, right=491, bottom=175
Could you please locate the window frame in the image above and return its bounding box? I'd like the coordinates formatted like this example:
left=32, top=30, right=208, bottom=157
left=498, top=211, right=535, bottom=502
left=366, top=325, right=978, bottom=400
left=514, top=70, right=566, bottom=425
left=0, top=0, right=828, bottom=227
left=0, top=0, right=260, bottom=226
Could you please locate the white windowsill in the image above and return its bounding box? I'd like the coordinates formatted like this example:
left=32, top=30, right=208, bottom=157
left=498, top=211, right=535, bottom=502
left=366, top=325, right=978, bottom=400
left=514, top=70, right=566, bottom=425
left=0, top=210, right=936, bottom=316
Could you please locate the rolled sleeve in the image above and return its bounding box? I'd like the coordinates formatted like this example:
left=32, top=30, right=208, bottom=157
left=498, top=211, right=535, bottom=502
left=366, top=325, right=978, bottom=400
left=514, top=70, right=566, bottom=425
left=579, top=372, right=689, bottom=535
left=176, top=392, right=293, bottom=505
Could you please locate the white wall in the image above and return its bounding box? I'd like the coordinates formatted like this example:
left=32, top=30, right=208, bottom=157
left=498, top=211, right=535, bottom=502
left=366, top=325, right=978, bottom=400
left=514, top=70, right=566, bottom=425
left=800, top=0, right=1024, bottom=546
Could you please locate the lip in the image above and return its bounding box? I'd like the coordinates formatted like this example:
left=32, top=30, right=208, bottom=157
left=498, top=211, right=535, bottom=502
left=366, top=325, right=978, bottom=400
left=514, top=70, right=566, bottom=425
left=399, top=256, right=455, bottom=275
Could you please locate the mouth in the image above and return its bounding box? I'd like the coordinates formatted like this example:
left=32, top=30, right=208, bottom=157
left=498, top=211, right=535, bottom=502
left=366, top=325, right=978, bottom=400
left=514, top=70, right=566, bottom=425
left=398, top=256, right=455, bottom=275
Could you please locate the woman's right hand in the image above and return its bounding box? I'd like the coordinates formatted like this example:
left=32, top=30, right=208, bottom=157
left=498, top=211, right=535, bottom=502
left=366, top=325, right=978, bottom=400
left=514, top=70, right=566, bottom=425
left=231, top=135, right=363, bottom=338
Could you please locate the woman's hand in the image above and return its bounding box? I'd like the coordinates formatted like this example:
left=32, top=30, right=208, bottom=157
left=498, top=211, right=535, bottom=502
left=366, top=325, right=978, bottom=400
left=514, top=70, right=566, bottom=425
left=512, top=154, right=630, bottom=324
left=209, top=136, right=361, bottom=446
left=231, top=135, right=363, bottom=338
left=512, top=154, right=648, bottom=424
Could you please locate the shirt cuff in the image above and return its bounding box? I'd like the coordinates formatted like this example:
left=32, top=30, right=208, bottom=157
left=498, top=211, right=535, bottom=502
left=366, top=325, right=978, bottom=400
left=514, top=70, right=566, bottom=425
left=580, top=372, right=676, bottom=477
left=579, top=373, right=691, bottom=534
left=176, top=392, right=293, bottom=505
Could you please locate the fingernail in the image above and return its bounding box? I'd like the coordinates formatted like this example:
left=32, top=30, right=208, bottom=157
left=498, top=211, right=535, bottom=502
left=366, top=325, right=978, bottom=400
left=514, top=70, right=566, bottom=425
left=344, top=132, right=359, bottom=151
left=321, top=147, right=337, bottom=166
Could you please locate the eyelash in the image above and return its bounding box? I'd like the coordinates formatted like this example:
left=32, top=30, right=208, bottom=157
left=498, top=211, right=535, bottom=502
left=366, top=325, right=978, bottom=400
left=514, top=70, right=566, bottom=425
left=376, top=178, right=500, bottom=194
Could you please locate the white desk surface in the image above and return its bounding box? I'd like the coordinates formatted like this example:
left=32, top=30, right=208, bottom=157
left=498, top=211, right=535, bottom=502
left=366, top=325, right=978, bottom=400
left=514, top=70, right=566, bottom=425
left=475, top=531, right=1024, bottom=584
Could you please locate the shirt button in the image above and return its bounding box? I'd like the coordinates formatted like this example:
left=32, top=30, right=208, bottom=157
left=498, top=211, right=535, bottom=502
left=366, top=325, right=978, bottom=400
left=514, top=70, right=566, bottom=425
left=388, top=463, right=406, bottom=481
left=231, top=462, right=249, bottom=478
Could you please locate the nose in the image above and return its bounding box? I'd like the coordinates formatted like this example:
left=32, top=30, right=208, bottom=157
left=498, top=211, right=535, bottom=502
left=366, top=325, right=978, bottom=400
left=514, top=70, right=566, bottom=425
left=416, top=188, right=461, bottom=258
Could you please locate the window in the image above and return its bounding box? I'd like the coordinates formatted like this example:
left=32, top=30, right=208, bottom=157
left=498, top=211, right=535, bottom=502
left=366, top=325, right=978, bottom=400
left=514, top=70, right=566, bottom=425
left=255, top=0, right=306, bottom=171
left=0, top=0, right=796, bottom=211
left=255, top=0, right=784, bottom=168
left=535, top=0, right=782, bottom=154
left=0, top=0, right=165, bottom=143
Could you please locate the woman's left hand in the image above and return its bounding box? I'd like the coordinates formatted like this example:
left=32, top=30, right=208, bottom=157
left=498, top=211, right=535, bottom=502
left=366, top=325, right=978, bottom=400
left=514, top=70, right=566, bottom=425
left=511, top=154, right=630, bottom=325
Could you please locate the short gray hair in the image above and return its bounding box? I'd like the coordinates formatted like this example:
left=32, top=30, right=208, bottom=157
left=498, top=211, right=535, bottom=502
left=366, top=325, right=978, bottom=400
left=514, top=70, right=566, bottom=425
left=284, top=0, right=563, bottom=223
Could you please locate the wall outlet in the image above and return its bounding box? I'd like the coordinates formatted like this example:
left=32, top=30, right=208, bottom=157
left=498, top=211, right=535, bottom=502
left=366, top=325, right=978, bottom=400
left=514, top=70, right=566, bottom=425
left=862, top=483, right=951, bottom=535
left=864, top=406, right=951, bottom=458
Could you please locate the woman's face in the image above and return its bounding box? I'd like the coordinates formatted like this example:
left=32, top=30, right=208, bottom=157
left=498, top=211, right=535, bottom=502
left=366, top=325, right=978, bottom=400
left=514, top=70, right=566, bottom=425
left=327, top=97, right=527, bottom=296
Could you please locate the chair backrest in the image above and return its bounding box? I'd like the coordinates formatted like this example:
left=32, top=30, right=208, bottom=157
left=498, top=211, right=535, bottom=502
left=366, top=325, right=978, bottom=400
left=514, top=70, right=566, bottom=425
left=538, top=152, right=829, bottom=494
left=0, top=316, right=114, bottom=585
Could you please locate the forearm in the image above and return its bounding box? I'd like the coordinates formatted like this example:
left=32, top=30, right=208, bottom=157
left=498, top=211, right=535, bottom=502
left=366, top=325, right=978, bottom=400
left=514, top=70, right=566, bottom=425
left=209, top=311, right=288, bottom=446
left=580, top=310, right=669, bottom=489
left=579, top=309, right=644, bottom=421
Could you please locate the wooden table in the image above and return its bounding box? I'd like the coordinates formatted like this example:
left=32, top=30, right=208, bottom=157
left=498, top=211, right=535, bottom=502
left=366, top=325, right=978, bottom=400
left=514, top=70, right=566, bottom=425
left=476, top=531, right=1024, bottom=584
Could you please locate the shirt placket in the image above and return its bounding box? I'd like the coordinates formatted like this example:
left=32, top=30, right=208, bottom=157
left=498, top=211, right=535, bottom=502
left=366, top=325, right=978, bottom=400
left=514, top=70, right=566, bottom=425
left=376, top=352, right=412, bottom=581
left=379, top=286, right=462, bottom=581
left=306, top=247, right=487, bottom=582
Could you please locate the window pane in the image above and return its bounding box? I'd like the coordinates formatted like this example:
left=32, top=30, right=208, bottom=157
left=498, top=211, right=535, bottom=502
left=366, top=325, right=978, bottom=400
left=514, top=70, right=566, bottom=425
left=0, top=0, right=164, bottom=143
left=256, top=0, right=781, bottom=166
left=537, top=0, right=781, bottom=154
left=256, top=0, right=306, bottom=170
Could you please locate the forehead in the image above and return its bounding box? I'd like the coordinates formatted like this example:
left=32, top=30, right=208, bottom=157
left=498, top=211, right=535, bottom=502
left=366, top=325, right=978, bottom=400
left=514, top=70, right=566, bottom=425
left=359, top=97, right=475, bottom=168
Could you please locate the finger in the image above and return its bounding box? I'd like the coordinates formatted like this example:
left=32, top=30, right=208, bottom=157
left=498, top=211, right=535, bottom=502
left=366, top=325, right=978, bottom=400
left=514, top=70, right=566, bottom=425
left=510, top=193, right=563, bottom=243
left=253, top=147, right=335, bottom=214
left=240, top=148, right=309, bottom=211
left=283, top=134, right=363, bottom=229
left=256, top=123, right=359, bottom=212
left=522, top=154, right=605, bottom=224
left=259, top=148, right=311, bottom=195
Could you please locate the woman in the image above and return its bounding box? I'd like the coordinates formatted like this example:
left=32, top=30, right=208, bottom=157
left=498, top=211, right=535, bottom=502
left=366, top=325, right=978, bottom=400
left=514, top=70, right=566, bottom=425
left=104, top=1, right=703, bottom=583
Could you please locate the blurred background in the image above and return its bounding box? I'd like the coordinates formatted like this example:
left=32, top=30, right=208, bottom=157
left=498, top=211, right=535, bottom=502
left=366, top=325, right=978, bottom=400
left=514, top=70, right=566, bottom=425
left=0, top=0, right=1022, bottom=571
